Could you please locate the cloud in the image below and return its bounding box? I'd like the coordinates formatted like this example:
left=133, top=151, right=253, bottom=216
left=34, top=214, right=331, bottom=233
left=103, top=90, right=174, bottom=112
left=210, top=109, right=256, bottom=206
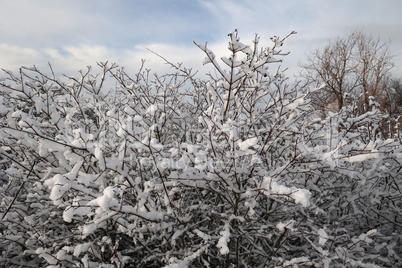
left=0, top=43, right=43, bottom=71
left=0, top=41, right=214, bottom=78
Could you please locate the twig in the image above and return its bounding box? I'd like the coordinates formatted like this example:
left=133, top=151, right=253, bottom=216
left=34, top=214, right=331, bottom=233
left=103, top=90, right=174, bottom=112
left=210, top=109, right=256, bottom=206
left=2, top=162, right=36, bottom=220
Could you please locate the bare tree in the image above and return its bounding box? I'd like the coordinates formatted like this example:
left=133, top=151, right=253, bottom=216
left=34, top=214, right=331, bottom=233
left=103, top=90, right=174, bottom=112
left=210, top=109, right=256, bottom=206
left=383, top=77, right=402, bottom=139
left=387, top=77, right=402, bottom=115
left=301, top=29, right=394, bottom=118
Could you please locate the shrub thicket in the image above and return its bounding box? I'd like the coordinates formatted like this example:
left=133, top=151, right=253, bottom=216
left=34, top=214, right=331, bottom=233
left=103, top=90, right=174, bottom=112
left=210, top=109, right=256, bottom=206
left=0, top=30, right=401, bottom=267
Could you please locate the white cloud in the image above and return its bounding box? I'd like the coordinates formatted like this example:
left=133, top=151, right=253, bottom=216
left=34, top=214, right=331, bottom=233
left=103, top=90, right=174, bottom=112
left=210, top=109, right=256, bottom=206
left=0, top=41, right=213, bottom=79
left=0, top=43, right=42, bottom=71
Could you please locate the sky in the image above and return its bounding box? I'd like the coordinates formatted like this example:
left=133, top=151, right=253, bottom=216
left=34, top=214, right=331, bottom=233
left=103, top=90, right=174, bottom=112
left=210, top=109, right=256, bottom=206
left=1, top=0, right=402, bottom=81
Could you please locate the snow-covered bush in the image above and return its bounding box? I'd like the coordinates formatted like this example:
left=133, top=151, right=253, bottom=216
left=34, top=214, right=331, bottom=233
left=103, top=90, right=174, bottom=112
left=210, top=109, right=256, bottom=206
left=0, top=30, right=401, bottom=267
left=293, top=95, right=402, bottom=267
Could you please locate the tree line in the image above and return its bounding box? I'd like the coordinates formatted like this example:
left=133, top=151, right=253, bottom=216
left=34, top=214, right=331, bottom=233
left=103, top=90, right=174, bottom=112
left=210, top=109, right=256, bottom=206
left=301, top=29, right=402, bottom=140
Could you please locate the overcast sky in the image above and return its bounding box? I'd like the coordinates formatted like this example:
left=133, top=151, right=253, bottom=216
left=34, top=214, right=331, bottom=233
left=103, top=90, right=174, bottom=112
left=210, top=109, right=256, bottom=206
left=1, top=0, right=402, bottom=80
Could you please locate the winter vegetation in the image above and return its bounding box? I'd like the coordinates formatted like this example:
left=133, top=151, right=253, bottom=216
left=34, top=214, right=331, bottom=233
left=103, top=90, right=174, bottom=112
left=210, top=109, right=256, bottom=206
left=0, top=29, right=401, bottom=267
